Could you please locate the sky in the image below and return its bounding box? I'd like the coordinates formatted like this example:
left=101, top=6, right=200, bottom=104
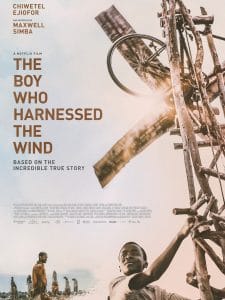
left=0, top=0, right=225, bottom=299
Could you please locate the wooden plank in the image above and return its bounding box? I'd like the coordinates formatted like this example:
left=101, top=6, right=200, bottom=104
left=95, top=5, right=170, bottom=91
left=94, top=109, right=175, bottom=187
left=174, top=141, right=219, bottom=150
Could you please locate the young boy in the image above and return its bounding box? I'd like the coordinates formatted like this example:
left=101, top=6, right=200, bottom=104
left=109, top=218, right=194, bottom=299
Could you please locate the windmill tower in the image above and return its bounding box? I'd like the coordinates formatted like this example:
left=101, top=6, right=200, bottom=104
left=95, top=1, right=225, bottom=299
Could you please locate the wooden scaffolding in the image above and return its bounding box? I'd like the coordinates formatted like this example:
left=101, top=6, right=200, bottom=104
left=95, top=1, right=225, bottom=299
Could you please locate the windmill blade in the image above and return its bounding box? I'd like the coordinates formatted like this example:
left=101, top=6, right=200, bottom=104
left=94, top=106, right=175, bottom=187
left=94, top=5, right=172, bottom=187
left=94, top=73, right=225, bottom=187
left=95, top=5, right=170, bottom=91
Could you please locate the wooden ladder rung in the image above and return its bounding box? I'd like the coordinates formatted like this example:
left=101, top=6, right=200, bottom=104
left=174, top=141, right=219, bottom=149
left=200, top=166, right=225, bottom=180
left=170, top=124, right=225, bottom=135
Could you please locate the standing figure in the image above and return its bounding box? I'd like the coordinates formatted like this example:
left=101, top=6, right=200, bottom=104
left=63, top=276, right=71, bottom=296
left=10, top=277, right=18, bottom=300
left=72, top=278, right=78, bottom=294
left=26, top=275, right=32, bottom=299
left=32, top=252, right=49, bottom=300
left=51, top=271, right=59, bottom=296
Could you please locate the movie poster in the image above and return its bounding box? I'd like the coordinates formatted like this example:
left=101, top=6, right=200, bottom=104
left=1, top=0, right=225, bottom=299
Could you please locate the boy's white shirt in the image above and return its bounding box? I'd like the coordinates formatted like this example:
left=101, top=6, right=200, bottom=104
left=109, top=273, right=191, bottom=300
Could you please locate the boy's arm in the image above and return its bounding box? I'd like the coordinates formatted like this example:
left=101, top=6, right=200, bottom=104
left=129, top=218, right=194, bottom=290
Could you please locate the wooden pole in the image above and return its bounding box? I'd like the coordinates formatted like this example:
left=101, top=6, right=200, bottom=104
left=200, top=167, right=225, bottom=181
left=195, top=238, right=225, bottom=275
left=178, top=0, right=225, bottom=154
left=162, top=0, right=213, bottom=298
left=194, top=243, right=214, bottom=300
left=198, top=149, right=221, bottom=199
left=186, top=272, right=225, bottom=299
left=174, top=141, right=220, bottom=150
left=201, top=7, right=225, bottom=116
